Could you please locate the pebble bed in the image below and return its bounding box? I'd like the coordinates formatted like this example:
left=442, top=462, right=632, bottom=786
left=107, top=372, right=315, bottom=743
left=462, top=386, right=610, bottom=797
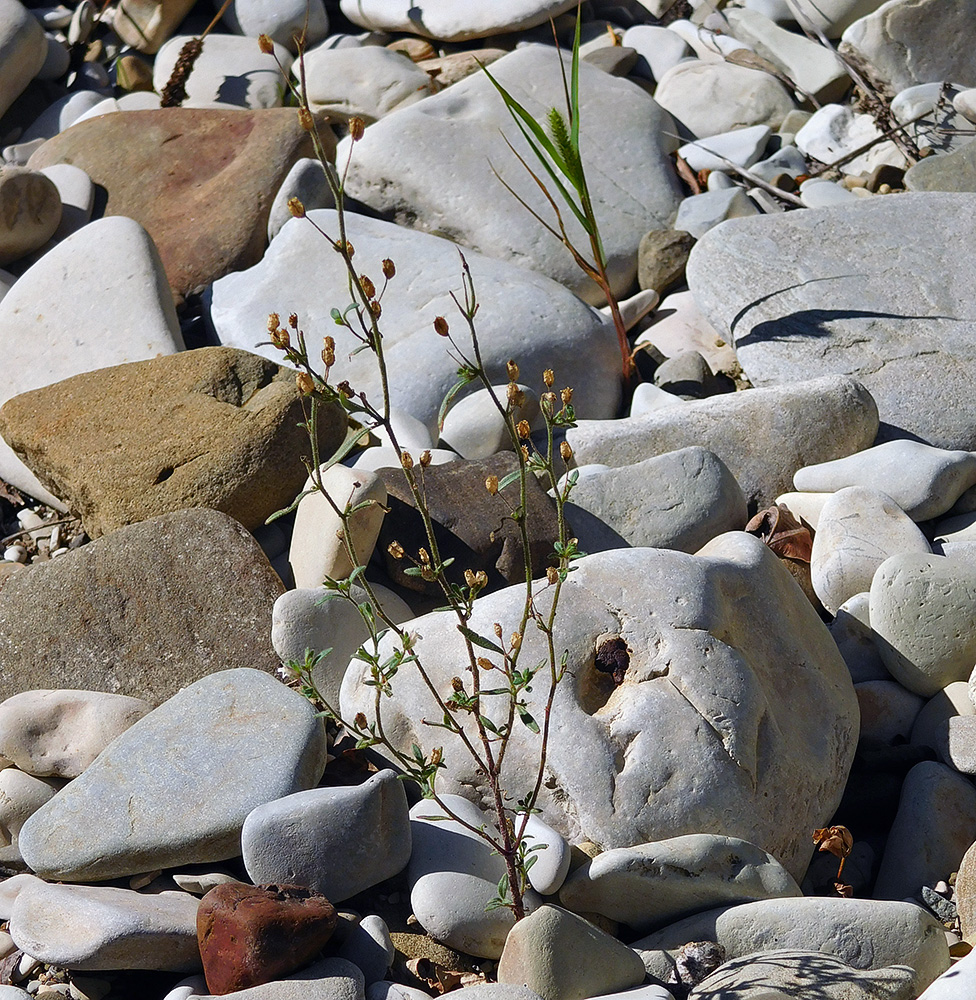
left=2, top=1, right=976, bottom=999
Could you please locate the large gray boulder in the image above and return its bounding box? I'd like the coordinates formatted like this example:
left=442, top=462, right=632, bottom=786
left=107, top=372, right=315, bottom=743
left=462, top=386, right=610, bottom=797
left=686, top=194, right=976, bottom=449
left=336, top=45, right=683, bottom=304
left=341, top=533, right=859, bottom=879
left=211, top=210, right=622, bottom=435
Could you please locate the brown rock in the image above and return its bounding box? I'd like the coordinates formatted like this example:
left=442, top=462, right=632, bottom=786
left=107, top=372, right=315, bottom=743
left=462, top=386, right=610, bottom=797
left=28, top=109, right=334, bottom=302
left=637, top=229, right=695, bottom=296
left=956, top=839, right=976, bottom=943
left=0, top=508, right=285, bottom=703
left=0, top=346, right=346, bottom=538
left=198, top=882, right=338, bottom=995
left=376, top=452, right=560, bottom=595
left=0, top=167, right=61, bottom=267
left=114, top=0, right=197, bottom=54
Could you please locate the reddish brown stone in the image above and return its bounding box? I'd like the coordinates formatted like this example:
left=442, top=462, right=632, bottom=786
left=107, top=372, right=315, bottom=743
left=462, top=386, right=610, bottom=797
left=198, top=882, right=338, bottom=995
left=28, top=108, right=336, bottom=304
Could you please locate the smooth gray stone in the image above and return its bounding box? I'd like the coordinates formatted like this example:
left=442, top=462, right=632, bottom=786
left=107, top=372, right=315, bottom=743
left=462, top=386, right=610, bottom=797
left=687, top=193, right=976, bottom=449
left=565, top=375, right=878, bottom=508
left=342, top=534, right=859, bottom=881
left=870, top=552, right=976, bottom=697
left=917, top=944, right=976, bottom=999
left=830, top=592, right=891, bottom=683
left=171, top=958, right=365, bottom=1000
left=911, top=681, right=975, bottom=751
left=906, top=141, right=976, bottom=193
left=873, top=761, right=976, bottom=902
left=241, top=770, right=411, bottom=903
left=632, top=897, right=949, bottom=993
left=211, top=210, right=621, bottom=436
left=839, top=0, right=976, bottom=95
left=336, top=45, right=682, bottom=304
left=18, top=669, right=328, bottom=882
left=674, top=188, right=759, bottom=239
left=559, top=835, right=800, bottom=933
left=563, top=446, right=747, bottom=554
left=497, top=904, right=646, bottom=1000
left=8, top=881, right=200, bottom=972
left=337, top=915, right=394, bottom=985
left=688, top=950, right=917, bottom=1000
left=268, top=158, right=335, bottom=241
left=892, top=82, right=975, bottom=157
left=855, top=680, right=925, bottom=744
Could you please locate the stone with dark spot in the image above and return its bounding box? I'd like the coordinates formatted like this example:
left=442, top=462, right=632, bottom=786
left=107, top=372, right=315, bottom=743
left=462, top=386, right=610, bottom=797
left=637, top=229, right=695, bottom=296
left=0, top=346, right=346, bottom=537
left=198, top=882, right=338, bottom=995
left=0, top=508, right=285, bottom=703
left=375, top=452, right=560, bottom=596
left=28, top=108, right=333, bottom=302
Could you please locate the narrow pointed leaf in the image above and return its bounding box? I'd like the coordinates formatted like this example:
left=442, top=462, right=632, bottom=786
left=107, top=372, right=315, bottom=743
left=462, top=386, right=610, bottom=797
left=456, top=625, right=504, bottom=654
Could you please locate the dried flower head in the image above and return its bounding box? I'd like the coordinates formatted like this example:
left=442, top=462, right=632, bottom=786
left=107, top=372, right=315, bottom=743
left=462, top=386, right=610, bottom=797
left=258, top=33, right=274, bottom=55
left=349, top=116, right=366, bottom=141
left=267, top=312, right=280, bottom=333
left=288, top=196, right=306, bottom=218
left=344, top=241, right=355, bottom=258
left=354, top=712, right=369, bottom=730
left=543, top=368, right=554, bottom=387
left=541, top=391, right=556, bottom=415
left=298, top=107, right=314, bottom=131
left=452, top=676, right=465, bottom=692
left=420, top=449, right=432, bottom=468
left=561, top=386, right=573, bottom=405
left=388, top=540, right=405, bottom=560
left=360, top=274, right=376, bottom=299
left=506, top=359, right=519, bottom=382
left=369, top=300, right=382, bottom=317
left=493, top=623, right=503, bottom=639
left=485, top=475, right=499, bottom=495
left=430, top=747, right=443, bottom=767
left=382, top=258, right=396, bottom=280
left=560, top=440, right=573, bottom=462
left=433, top=316, right=450, bottom=337
left=401, top=451, right=414, bottom=470
left=507, top=383, right=525, bottom=409
left=295, top=371, right=314, bottom=395
left=337, top=380, right=353, bottom=398
left=418, top=546, right=431, bottom=566
left=477, top=657, right=494, bottom=671
left=510, top=631, right=522, bottom=650
left=270, top=327, right=290, bottom=350
left=521, top=444, right=529, bottom=461
left=546, top=566, right=559, bottom=585
left=517, top=419, right=531, bottom=439
left=288, top=313, right=298, bottom=329
left=321, top=336, right=335, bottom=368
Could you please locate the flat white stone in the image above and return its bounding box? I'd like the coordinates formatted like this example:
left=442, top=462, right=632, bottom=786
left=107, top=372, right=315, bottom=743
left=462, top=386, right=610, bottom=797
left=799, top=178, right=858, bottom=207
left=0, top=768, right=62, bottom=864
left=654, top=59, right=796, bottom=138
left=621, top=25, right=690, bottom=82
left=0, top=216, right=183, bottom=507
left=795, top=103, right=906, bottom=174
left=222, top=0, right=329, bottom=53
left=338, top=0, right=579, bottom=42
left=869, top=552, right=976, bottom=696
left=559, top=834, right=800, bottom=933
left=725, top=7, right=850, bottom=103
left=519, top=813, right=571, bottom=896
left=439, top=384, right=541, bottom=461
left=678, top=125, right=771, bottom=172
left=918, top=944, right=976, bottom=999
left=211, top=210, right=621, bottom=435
left=8, top=881, right=200, bottom=972
left=628, top=382, right=685, bottom=417
left=674, top=188, right=760, bottom=239
left=0, top=0, right=47, bottom=119
left=761, top=0, right=891, bottom=39
left=289, top=463, right=387, bottom=589
left=298, top=45, right=433, bottom=123
left=153, top=34, right=293, bottom=109
left=953, top=87, right=976, bottom=123
left=794, top=441, right=976, bottom=522
left=666, top=20, right=752, bottom=62
left=810, top=486, right=930, bottom=613
left=0, top=689, right=149, bottom=778
left=775, top=491, right=830, bottom=529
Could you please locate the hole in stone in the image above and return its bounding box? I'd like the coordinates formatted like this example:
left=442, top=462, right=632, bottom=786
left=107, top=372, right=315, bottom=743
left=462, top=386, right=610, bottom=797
left=577, top=636, right=630, bottom=715
left=155, top=466, right=175, bottom=484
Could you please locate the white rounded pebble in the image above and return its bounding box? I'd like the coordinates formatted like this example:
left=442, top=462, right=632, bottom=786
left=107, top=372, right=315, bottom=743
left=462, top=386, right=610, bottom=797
left=811, top=486, right=930, bottom=613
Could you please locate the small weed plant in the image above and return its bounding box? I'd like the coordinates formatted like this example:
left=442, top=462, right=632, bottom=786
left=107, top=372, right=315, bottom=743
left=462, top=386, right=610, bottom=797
left=260, top=33, right=588, bottom=919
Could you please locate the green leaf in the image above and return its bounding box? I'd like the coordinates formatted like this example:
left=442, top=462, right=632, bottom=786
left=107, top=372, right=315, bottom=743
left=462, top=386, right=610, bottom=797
left=518, top=706, right=540, bottom=734
left=478, top=714, right=500, bottom=735
left=265, top=487, right=316, bottom=523
left=316, top=421, right=372, bottom=478
left=403, top=566, right=424, bottom=578
left=456, top=625, right=504, bottom=654
left=497, top=470, right=521, bottom=493
left=437, top=368, right=480, bottom=432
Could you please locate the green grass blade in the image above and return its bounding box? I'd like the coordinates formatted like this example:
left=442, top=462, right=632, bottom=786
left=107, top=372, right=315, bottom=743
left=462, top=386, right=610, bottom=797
left=481, top=62, right=572, bottom=178
left=570, top=5, right=581, bottom=150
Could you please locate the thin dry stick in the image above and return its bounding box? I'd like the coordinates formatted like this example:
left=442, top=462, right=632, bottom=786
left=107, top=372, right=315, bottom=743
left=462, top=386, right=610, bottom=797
left=805, top=106, right=932, bottom=176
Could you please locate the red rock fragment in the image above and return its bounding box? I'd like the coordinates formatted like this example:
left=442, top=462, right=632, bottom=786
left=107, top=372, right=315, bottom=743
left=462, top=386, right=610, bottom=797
left=197, top=882, right=337, bottom=995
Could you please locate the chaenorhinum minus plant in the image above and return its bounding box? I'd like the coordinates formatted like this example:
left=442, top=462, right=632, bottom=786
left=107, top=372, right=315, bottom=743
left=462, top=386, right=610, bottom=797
left=259, top=35, right=586, bottom=919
